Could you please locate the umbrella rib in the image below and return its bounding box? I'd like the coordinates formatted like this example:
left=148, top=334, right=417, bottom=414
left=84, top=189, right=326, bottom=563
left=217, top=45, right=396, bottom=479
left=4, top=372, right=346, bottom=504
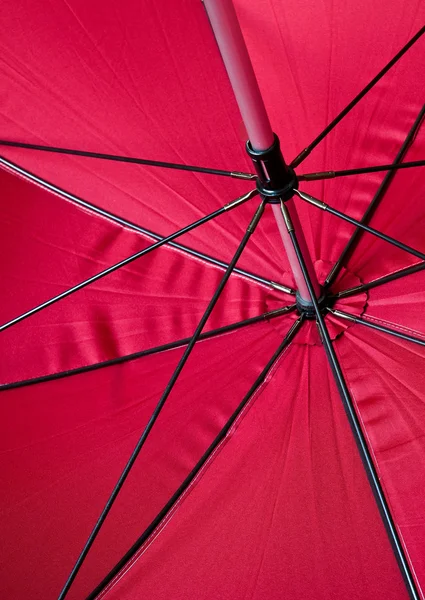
left=298, top=158, right=425, bottom=181
left=333, top=260, right=425, bottom=300
left=279, top=200, right=420, bottom=600
left=57, top=199, right=266, bottom=600
left=328, top=307, right=425, bottom=347
left=290, top=25, right=425, bottom=168
left=0, top=140, right=255, bottom=180
left=294, top=188, right=425, bottom=262
left=86, top=315, right=304, bottom=600
left=322, top=104, right=425, bottom=288
left=0, top=304, right=296, bottom=391
left=0, top=156, right=293, bottom=295
left=0, top=189, right=259, bottom=333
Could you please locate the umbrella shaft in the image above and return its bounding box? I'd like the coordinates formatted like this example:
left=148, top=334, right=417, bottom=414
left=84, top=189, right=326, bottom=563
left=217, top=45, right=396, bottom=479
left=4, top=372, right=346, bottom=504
left=272, top=202, right=320, bottom=300
left=203, top=0, right=273, bottom=150
left=205, top=0, right=321, bottom=302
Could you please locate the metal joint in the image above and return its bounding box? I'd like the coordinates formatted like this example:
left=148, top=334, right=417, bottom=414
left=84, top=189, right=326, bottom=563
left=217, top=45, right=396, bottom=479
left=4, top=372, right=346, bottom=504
left=230, top=171, right=257, bottom=180
left=247, top=201, right=266, bottom=233
left=327, top=307, right=357, bottom=322
left=224, top=189, right=258, bottom=210
left=298, top=171, right=336, bottom=182
left=262, top=304, right=297, bottom=319
left=279, top=201, right=294, bottom=232
left=332, top=286, right=364, bottom=299
left=293, top=189, right=328, bottom=210
left=290, top=147, right=310, bottom=168
left=270, top=281, right=296, bottom=295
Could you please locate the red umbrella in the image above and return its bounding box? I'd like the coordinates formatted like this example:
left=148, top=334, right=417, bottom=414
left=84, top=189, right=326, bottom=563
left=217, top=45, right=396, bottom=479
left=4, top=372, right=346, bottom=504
left=1, top=1, right=425, bottom=598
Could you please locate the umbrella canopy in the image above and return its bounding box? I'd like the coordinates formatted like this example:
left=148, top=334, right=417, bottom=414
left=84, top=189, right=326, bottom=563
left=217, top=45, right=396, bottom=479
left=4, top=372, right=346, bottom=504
left=1, top=0, right=425, bottom=599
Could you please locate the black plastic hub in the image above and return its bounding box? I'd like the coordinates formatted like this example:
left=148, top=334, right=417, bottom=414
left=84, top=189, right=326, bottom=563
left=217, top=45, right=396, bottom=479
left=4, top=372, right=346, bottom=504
left=296, top=289, right=328, bottom=319
left=247, top=132, right=326, bottom=318
left=246, top=134, right=298, bottom=203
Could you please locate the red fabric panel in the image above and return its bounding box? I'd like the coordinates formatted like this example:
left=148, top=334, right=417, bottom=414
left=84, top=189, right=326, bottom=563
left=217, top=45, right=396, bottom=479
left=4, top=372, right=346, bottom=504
left=98, top=338, right=409, bottom=600
left=1, top=0, right=425, bottom=598
left=358, top=267, right=425, bottom=340
left=0, top=318, right=291, bottom=600
left=2, top=0, right=424, bottom=287
left=0, top=0, right=286, bottom=284
left=334, top=321, right=425, bottom=596
left=329, top=261, right=425, bottom=598
left=0, top=165, right=285, bottom=382
left=236, top=0, right=425, bottom=280
left=343, top=118, right=425, bottom=285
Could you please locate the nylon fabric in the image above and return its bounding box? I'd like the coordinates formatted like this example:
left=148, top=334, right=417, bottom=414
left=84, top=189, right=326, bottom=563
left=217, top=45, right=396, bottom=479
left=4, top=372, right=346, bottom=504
left=1, top=1, right=423, bottom=286
left=341, top=115, right=425, bottom=285
left=334, top=324, right=425, bottom=596
left=364, top=267, right=425, bottom=339
left=0, top=318, right=292, bottom=600
left=97, top=339, right=409, bottom=600
left=0, top=165, right=285, bottom=382
left=0, top=0, right=425, bottom=598
left=235, top=0, right=425, bottom=280
left=0, top=0, right=287, bottom=284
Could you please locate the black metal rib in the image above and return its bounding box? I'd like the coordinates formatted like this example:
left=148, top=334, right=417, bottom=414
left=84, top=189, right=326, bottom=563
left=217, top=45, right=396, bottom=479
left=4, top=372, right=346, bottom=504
left=1, top=190, right=258, bottom=333
left=57, top=200, right=266, bottom=600
left=290, top=25, right=425, bottom=168
left=333, top=261, right=425, bottom=300
left=324, top=104, right=425, bottom=288
left=0, top=305, right=296, bottom=391
left=328, top=307, right=425, bottom=347
left=86, top=314, right=303, bottom=600
left=0, top=140, right=255, bottom=180
left=280, top=201, right=420, bottom=600
left=0, top=156, right=292, bottom=295
left=294, top=189, right=425, bottom=262
left=298, top=159, right=425, bottom=181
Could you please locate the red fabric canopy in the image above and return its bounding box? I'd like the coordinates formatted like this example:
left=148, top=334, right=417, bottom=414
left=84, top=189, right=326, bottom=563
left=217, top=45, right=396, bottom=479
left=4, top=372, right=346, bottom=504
left=1, top=1, right=425, bottom=599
